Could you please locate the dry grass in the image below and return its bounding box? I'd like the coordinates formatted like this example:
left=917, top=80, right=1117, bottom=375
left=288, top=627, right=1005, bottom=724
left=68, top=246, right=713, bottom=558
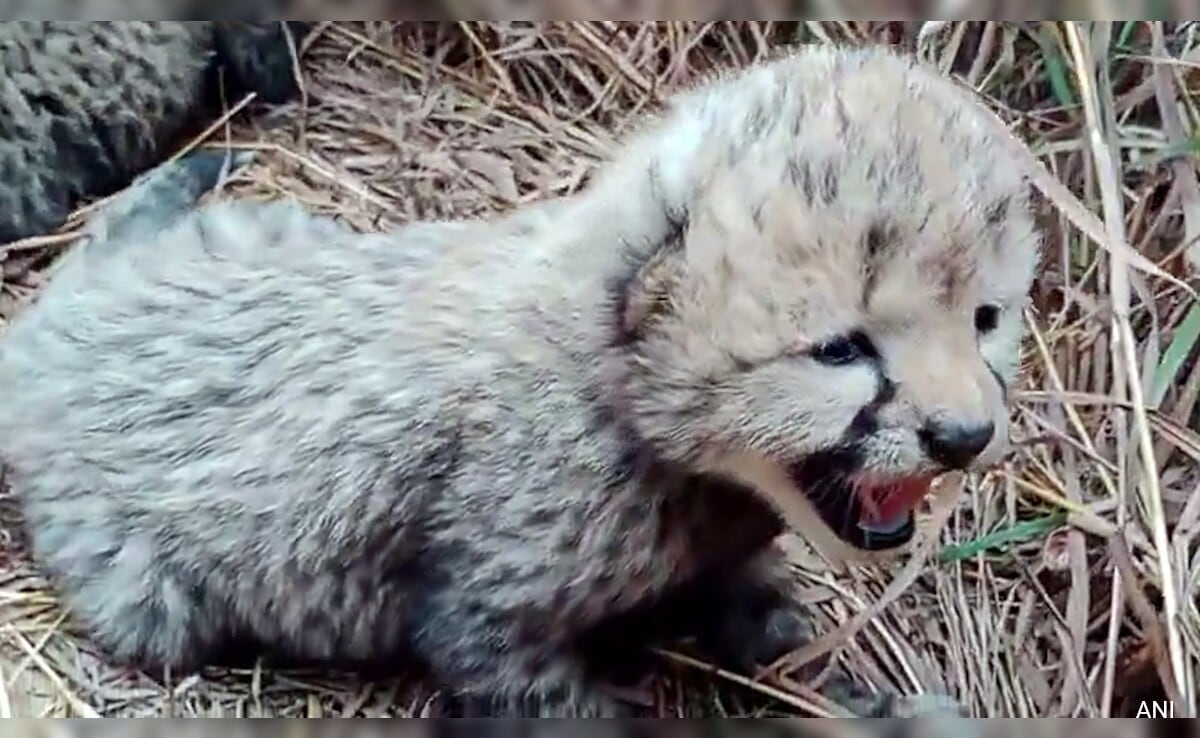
left=0, top=20, right=1198, bottom=718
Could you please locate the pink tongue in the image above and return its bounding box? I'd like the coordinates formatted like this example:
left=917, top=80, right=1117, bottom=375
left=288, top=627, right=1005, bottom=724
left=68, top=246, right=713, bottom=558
left=859, top=476, right=933, bottom=528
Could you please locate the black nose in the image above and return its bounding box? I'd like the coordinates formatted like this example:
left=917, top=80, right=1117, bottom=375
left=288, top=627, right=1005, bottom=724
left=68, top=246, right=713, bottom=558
left=919, top=420, right=994, bottom=470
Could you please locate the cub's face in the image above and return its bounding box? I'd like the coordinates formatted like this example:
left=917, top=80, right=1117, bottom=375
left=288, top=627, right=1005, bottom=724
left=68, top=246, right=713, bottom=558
left=617, top=57, right=1039, bottom=554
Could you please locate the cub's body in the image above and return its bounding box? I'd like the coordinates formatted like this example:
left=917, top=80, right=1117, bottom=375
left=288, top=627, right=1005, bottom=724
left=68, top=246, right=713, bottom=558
left=0, top=46, right=1038, bottom=716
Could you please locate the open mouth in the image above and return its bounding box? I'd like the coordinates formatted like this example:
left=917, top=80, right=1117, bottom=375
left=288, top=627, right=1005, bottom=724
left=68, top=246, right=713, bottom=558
left=788, top=455, right=933, bottom=551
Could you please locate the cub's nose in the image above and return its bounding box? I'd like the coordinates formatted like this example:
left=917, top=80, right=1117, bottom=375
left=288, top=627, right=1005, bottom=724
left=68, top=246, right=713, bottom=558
left=919, top=419, right=994, bottom=470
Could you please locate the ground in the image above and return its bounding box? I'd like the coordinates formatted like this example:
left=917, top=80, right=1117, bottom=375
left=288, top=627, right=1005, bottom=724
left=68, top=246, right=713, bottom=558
left=0, top=21, right=1196, bottom=717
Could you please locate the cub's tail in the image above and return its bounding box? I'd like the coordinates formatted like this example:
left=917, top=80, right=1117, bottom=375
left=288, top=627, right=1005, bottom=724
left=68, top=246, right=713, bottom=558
left=80, top=148, right=255, bottom=250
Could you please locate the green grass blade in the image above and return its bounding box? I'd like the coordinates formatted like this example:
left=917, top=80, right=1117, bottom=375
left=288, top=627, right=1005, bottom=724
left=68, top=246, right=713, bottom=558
left=938, top=513, right=1069, bottom=564
left=1115, top=21, right=1138, bottom=51
left=1151, top=301, right=1200, bottom=408
left=1036, top=25, right=1077, bottom=108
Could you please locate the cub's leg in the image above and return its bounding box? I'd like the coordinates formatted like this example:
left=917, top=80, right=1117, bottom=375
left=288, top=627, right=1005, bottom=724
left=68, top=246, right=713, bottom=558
left=414, top=597, right=628, bottom=717
left=650, top=547, right=970, bottom=719
left=621, top=547, right=819, bottom=676
left=34, top=533, right=235, bottom=674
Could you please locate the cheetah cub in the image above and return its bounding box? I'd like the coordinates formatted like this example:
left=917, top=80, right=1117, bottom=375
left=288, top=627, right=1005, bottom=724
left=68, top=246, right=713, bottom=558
left=0, top=45, right=1038, bottom=716
left=0, top=21, right=306, bottom=244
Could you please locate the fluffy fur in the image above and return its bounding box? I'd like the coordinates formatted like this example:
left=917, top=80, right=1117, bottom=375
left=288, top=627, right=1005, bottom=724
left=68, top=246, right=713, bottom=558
left=0, top=45, right=1039, bottom=717
left=0, top=21, right=305, bottom=244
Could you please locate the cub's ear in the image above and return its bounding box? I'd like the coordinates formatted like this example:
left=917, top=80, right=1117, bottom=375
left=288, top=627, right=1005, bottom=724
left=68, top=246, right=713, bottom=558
left=617, top=243, right=685, bottom=343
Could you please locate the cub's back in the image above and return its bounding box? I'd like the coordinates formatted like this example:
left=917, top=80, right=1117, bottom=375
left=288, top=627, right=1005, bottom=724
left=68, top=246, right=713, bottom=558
left=0, top=197, right=461, bottom=511
left=0, top=195, right=498, bottom=610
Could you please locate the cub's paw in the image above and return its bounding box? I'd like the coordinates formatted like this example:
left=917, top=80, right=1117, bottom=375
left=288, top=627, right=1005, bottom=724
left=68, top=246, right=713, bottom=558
left=725, top=600, right=812, bottom=672
left=696, top=587, right=816, bottom=674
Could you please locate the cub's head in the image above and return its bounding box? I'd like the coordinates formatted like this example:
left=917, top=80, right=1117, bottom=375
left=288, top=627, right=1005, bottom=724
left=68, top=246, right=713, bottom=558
left=611, top=47, right=1039, bottom=557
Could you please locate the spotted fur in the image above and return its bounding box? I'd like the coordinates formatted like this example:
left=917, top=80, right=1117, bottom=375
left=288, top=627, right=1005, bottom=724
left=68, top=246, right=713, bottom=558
left=0, top=45, right=1038, bottom=717
left=0, top=21, right=306, bottom=244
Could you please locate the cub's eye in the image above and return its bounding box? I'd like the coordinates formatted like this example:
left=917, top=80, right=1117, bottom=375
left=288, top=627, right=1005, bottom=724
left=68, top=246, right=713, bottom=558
left=974, top=304, right=1001, bottom=334
left=810, top=331, right=875, bottom=366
